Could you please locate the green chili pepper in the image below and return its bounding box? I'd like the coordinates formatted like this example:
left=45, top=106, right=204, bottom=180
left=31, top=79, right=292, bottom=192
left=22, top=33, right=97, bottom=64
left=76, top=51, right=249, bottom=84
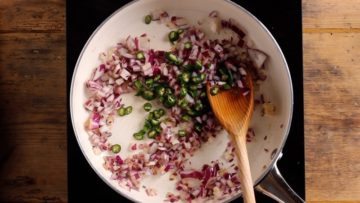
left=133, top=131, right=145, bottom=140
left=154, top=74, right=161, bottom=81
left=136, top=51, right=145, bottom=60
left=189, top=90, right=198, bottom=98
left=165, top=88, right=173, bottom=96
left=153, top=110, right=163, bottom=119
left=165, top=52, right=179, bottom=64
left=163, top=94, right=176, bottom=108
left=155, top=86, right=166, bottom=97
left=223, top=84, right=231, bottom=90
left=168, top=31, right=180, bottom=43
left=181, top=114, right=191, bottom=122
left=210, top=86, right=220, bottom=96
left=191, top=75, right=202, bottom=84
left=111, top=144, right=121, bottom=153
left=147, top=130, right=157, bottom=139
left=178, top=98, right=188, bottom=109
left=145, top=78, right=154, bottom=88
left=189, top=84, right=198, bottom=90
left=125, top=106, right=133, bottom=115
left=157, top=108, right=166, bottom=117
left=180, top=72, right=190, bottom=83
left=143, top=102, right=152, bottom=112
left=143, top=120, right=152, bottom=132
left=194, top=123, right=202, bottom=132
left=184, top=42, right=192, bottom=49
left=180, top=87, right=187, bottom=97
left=194, top=60, right=202, bottom=70
left=200, top=73, right=206, bottom=81
left=194, top=101, right=203, bottom=112
left=144, top=15, right=152, bottom=24
left=142, top=90, right=156, bottom=100
left=117, top=107, right=126, bottom=116
left=187, top=108, right=196, bottom=116
left=178, top=129, right=187, bottom=137
left=134, top=80, right=143, bottom=90
left=147, top=112, right=155, bottom=120
left=151, top=119, right=160, bottom=126
left=154, top=126, right=162, bottom=134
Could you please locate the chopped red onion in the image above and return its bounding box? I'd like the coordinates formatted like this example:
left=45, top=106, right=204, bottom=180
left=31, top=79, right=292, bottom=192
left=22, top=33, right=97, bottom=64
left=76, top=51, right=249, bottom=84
left=248, top=48, right=267, bottom=69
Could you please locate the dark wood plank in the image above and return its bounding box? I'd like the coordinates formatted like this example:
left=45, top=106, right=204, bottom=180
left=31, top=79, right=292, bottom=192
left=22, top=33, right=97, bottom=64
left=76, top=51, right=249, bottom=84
left=0, top=0, right=65, bottom=33
left=0, top=33, right=66, bottom=203
left=0, top=0, right=67, bottom=201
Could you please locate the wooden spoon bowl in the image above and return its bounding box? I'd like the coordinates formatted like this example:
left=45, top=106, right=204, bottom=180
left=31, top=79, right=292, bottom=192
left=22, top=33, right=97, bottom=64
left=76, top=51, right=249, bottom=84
left=206, top=75, right=255, bottom=203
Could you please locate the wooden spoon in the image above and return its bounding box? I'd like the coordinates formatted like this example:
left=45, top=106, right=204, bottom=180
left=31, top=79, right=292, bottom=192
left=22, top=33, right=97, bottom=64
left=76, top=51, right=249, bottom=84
left=206, top=75, right=255, bottom=203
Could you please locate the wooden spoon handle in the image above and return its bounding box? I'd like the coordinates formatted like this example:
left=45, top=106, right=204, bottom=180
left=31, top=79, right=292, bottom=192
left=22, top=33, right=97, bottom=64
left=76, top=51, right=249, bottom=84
left=231, top=132, right=256, bottom=203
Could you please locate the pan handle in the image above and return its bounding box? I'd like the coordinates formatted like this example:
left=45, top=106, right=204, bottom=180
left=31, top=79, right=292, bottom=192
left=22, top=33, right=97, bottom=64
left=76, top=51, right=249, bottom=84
left=255, top=155, right=305, bottom=203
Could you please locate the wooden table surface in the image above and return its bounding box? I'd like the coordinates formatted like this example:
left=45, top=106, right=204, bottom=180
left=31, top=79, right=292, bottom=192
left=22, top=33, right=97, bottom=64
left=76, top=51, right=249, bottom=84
left=0, top=0, right=359, bottom=202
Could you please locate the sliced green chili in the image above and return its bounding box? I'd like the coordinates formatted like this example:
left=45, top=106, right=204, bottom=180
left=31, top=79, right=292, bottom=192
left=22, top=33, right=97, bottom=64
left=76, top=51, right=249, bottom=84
left=134, top=80, right=143, bottom=90
left=163, top=94, right=176, bottom=108
left=210, top=86, right=220, bottom=96
left=155, top=86, right=166, bottom=96
left=157, top=108, right=166, bottom=117
left=178, top=98, right=188, bottom=109
left=154, top=74, right=161, bottom=81
left=189, top=85, right=198, bottom=91
left=184, top=42, right=192, bottom=49
left=147, top=112, right=155, bottom=120
left=143, top=103, right=152, bottom=112
left=180, top=72, right=190, bottom=83
left=136, top=51, right=145, bottom=60
left=165, top=88, right=173, bottom=96
left=145, top=78, right=154, bottom=88
left=194, top=60, right=202, bottom=70
left=111, top=144, right=121, bottom=153
left=191, top=75, right=202, bottom=84
left=147, top=130, right=157, bottom=139
left=178, top=129, right=187, bottom=137
left=133, top=131, right=145, bottom=140
left=151, top=119, right=160, bottom=126
left=168, top=31, right=180, bottom=43
left=142, top=90, right=156, bottom=100
left=199, top=73, right=206, bottom=81
left=165, top=52, right=179, bottom=64
left=117, top=107, right=126, bottom=116
left=154, top=126, right=162, bottom=134
left=144, top=15, right=152, bottom=24
left=194, top=101, right=203, bottom=111
left=125, top=106, right=133, bottom=115
left=180, top=87, right=187, bottom=97
left=189, top=90, right=198, bottom=98
left=194, top=123, right=202, bottom=132
left=223, top=83, right=231, bottom=90
left=181, top=114, right=191, bottom=122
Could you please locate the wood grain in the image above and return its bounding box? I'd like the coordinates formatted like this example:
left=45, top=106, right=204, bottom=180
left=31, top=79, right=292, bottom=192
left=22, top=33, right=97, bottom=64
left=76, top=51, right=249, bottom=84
left=0, top=0, right=65, bottom=33
left=303, top=0, right=360, bottom=201
left=303, top=0, right=360, bottom=29
left=304, top=32, right=360, bottom=201
left=0, top=0, right=66, bottom=202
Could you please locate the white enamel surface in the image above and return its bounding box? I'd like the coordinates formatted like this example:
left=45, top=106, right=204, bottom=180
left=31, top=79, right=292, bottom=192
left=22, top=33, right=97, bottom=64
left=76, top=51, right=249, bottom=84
left=70, top=0, right=293, bottom=202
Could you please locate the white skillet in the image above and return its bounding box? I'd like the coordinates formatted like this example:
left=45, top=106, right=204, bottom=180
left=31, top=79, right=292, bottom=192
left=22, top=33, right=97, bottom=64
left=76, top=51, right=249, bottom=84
left=70, top=0, right=304, bottom=202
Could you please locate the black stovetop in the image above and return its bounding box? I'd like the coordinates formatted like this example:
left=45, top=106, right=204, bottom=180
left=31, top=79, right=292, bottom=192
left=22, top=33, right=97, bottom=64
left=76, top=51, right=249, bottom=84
left=67, top=1, right=304, bottom=202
